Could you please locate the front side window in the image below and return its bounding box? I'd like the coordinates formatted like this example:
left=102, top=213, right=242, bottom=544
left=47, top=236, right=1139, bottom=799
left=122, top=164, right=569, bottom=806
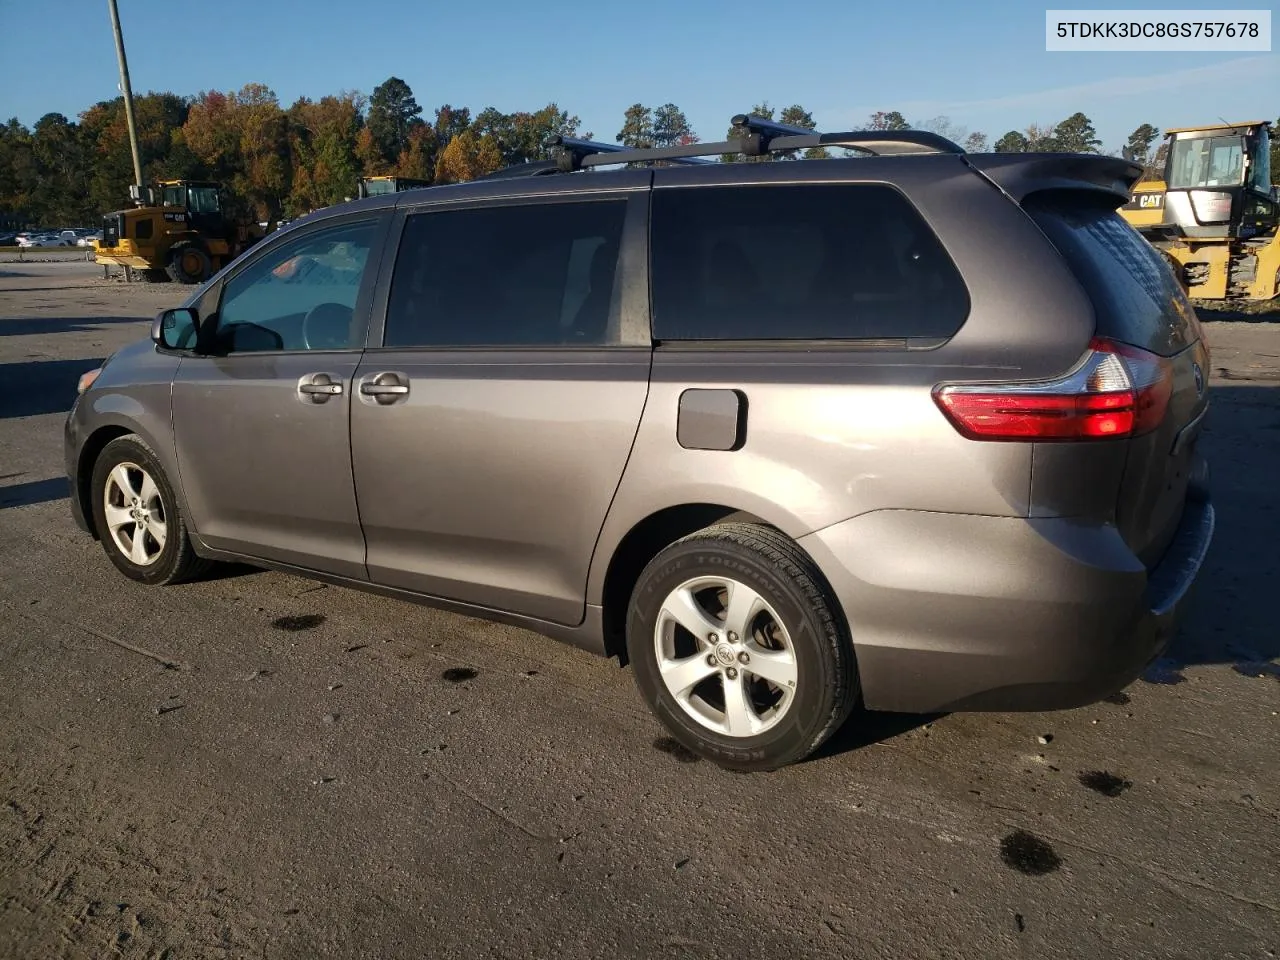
left=384, top=199, right=627, bottom=347
left=1168, top=136, right=1245, bottom=189
left=162, top=186, right=184, bottom=207
left=650, top=183, right=969, bottom=342
left=188, top=186, right=221, bottom=214
left=212, top=219, right=377, bottom=354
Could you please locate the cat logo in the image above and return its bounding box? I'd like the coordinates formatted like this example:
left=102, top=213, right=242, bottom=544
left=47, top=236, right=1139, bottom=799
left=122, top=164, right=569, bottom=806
left=1122, top=192, right=1164, bottom=211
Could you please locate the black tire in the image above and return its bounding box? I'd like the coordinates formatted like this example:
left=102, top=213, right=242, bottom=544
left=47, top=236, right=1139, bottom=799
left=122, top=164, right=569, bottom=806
left=626, top=522, right=858, bottom=771
left=90, top=434, right=211, bottom=586
left=165, top=244, right=212, bottom=284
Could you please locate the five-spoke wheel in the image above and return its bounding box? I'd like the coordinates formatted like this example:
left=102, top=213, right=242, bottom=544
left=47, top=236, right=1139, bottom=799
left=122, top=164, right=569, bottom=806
left=628, top=522, right=858, bottom=771
left=90, top=434, right=209, bottom=585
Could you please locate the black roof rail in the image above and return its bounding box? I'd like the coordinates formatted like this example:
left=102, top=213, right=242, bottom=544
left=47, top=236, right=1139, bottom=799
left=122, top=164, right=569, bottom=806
left=480, top=112, right=967, bottom=178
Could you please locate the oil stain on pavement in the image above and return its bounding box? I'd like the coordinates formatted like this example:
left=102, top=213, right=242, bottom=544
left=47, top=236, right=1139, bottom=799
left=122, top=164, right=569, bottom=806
left=1078, top=771, right=1133, bottom=797
left=271, top=614, right=326, bottom=632
left=1000, top=830, right=1062, bottom=875
left=441, top=667, right=478, bottom=683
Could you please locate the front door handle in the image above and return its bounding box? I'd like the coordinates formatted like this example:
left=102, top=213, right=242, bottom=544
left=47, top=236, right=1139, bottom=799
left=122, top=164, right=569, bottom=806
left=298, top=373, right=344, bottom=403
left=359, top=372, right=410, bottom=405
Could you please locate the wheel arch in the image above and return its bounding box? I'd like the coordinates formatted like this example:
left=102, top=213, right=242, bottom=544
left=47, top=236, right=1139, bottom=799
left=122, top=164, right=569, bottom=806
left=597, top=503, right=786, bottom=665
left=75, top=417, right=188, bottom=542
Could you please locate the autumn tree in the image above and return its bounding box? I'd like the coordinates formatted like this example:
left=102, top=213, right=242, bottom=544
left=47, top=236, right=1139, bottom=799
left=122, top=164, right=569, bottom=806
left=1051, top=112, right=1100, bottom=153
left=367, top=77, right=423, bottom=166
left=286, top=92, right=364, bottom=214
left=434, top=130, right=501, bottom=184
left=474, top=103, right=584, bottom=166
left=80, top=92, right=195, bottom=217
left=184, top=83, right=291, bottom=220
left=433, top=104, right=471, bottom=152
left=395, top=124, right=438, bottom=181
left=994, top=130, right=1029, bottom=152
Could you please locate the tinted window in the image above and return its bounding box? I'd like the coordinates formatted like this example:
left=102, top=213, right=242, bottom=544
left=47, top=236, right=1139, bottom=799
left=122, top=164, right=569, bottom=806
left=214, top=218, right=377, bottom=353
left=650, top=184, right=969, bottom=342
left=385, top=200, right=627, bottom=347
left=1026, top=195, right=1198, bottom=356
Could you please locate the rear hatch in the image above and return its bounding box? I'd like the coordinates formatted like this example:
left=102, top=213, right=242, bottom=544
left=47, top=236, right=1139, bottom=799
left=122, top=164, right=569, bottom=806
left=1025, top=193, right=1209, bottom=568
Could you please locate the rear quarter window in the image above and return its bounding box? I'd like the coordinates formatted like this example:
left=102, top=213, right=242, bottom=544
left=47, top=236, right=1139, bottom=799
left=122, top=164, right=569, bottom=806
left=650, top=183, right=970, bottom=342
left=1025, top=194, right=1200, bottom=357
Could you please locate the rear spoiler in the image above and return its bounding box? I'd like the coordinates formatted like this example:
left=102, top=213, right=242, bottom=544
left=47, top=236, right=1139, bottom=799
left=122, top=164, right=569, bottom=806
left=963, top=153, right=1144, bottom=208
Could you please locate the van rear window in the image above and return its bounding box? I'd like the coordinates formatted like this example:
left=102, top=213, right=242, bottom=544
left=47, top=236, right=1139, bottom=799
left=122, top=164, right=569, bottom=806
left=650, top=183, right=970, bottom=342
left=1025, top=194, right=1199, bottom=357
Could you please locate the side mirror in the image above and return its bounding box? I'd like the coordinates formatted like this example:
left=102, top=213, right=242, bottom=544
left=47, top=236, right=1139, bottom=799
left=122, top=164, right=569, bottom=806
left=152, top=307, right=199, bottom=351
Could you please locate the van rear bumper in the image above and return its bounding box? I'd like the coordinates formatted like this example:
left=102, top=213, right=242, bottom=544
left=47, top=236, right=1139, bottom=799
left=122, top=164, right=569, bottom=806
left=798, top=498, right=1214, bottom=715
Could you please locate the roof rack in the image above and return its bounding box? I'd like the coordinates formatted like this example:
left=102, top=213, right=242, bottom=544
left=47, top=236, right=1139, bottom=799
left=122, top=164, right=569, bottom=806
left=482, top=112, right=965, bottom=180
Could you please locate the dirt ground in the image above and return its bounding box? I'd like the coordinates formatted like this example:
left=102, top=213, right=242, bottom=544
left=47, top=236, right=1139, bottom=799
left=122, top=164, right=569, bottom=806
left=1, top=260, right=1278, bottom=960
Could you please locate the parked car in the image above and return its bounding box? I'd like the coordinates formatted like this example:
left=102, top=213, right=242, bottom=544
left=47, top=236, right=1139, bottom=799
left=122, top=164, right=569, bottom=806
left=76, top=231, right=102, bottom=247
left=65, top=121, right=1214, bottom=770
left=18, top=233, right=70, bottom=248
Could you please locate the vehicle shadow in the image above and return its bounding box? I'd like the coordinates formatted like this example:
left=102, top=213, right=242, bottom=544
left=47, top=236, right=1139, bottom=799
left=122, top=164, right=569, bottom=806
left=0, top=315, right=148, bottom=337
left=0, top=358, right=104, bottom=419
left=810, top=708, right=945, bottom=763
left=1162, top=383, right=1280, bottom=677
left=0, top=477, right=69, bottom=509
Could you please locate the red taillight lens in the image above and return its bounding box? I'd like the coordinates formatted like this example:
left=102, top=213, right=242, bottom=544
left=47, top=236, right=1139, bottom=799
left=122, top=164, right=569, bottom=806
left=933, top=338, right=1172, bottom=442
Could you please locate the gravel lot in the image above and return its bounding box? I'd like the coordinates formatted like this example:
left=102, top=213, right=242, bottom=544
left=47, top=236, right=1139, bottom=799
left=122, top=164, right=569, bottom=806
left=2, top=260, right=1278, bottom=959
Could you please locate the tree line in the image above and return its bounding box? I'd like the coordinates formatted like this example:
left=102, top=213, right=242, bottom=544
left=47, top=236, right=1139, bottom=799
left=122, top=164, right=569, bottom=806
left=1, top=75, right=1274, bottom=229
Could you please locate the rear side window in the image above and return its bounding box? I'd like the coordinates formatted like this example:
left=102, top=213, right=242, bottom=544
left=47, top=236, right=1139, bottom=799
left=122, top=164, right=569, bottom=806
left=649, top=183, right=969, bottom=342
left=1025, top=195, right=1198, bottom=356
left=384, top=199, right=626, bottom=347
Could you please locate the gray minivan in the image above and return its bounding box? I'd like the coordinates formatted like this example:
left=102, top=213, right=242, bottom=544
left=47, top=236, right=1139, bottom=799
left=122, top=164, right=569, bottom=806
left=65, top=117, right=1214, bottom=770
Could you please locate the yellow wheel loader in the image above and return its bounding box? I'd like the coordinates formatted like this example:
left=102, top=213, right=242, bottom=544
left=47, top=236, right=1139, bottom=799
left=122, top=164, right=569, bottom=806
left=93, top=180, right=274, bottom=284
left=1120, top=121, right=1279, bottom=301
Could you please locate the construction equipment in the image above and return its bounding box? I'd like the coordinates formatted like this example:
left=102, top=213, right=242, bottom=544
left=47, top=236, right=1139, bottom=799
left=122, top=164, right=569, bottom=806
left=94, top=180, right=273, bottom=283
left=1120, top=121, right=1279, bottom=300
left=356, top=176, right=430, bottom=199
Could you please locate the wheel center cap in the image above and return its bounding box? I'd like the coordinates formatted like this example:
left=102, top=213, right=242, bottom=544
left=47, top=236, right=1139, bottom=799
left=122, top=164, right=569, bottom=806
left=714, top=643, right=736, bottom=667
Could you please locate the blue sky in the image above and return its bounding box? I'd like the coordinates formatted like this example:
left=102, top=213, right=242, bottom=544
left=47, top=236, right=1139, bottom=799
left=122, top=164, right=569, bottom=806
left=1, top=0, right=1275, bottom=151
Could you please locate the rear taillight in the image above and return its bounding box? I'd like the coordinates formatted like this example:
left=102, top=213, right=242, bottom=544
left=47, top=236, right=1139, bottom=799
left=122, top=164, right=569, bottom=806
left=933, top=338, right=1173, bottom=442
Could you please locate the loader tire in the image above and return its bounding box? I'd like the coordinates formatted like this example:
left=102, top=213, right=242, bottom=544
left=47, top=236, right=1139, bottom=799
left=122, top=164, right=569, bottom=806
left=166, top=244, right=212, bottom=284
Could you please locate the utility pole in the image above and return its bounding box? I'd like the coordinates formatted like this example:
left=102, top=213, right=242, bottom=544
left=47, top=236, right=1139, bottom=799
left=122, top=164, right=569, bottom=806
left=107, top=0, right=144, bottom=194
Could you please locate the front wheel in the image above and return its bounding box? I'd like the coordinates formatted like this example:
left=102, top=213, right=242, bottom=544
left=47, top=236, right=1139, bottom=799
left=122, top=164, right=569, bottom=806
left=90, top=435, right=210, bottom=585
left=626, top=522, right=858, bottom=771
left=165, top=244, right=211, bottom=284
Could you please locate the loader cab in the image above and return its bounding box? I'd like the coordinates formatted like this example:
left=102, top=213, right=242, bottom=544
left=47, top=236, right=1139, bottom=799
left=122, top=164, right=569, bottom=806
left=356, top=176, right=431, bottom=199
left=159, top=180, right=230, bottom=241
left=1158, top=122, right=1277, bottom=239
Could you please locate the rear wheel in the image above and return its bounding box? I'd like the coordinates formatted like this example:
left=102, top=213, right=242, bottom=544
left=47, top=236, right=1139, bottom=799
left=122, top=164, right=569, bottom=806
left=165, top=244, right=212, bottom=284
left=90, top=435, right=210, bottom=585
left=626, top=522, right=858, bottom=771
